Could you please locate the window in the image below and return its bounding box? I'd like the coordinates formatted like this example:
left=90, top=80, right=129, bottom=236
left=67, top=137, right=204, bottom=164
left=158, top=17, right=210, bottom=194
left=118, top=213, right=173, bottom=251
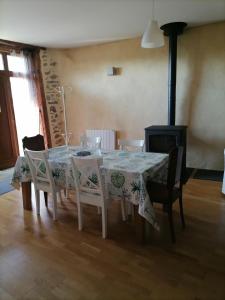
left=0, top=43, right=51, bottom=160
left=7, top=54, right=27, bottom=73
left=0, top=54, right=4, bottom=70
left=0, top=52, right=40, bottom=154
left=10, top=77, right=40, bottom=154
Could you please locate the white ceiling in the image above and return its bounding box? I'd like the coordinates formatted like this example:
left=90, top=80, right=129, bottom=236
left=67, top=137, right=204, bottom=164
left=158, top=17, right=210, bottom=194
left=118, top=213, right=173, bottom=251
left=0, top=0, right=225, bottom=48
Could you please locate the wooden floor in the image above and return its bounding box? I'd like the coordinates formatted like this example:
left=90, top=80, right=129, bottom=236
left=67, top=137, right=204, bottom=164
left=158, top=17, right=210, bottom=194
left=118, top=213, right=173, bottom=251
left=0, top=179, right=225, bottom=300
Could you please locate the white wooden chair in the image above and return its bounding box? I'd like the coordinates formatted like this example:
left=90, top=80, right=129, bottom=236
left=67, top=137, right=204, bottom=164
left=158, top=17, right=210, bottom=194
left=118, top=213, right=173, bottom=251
left=118, top=139, right=145, bottom=219
left=25, top=149, right=63, bottom=220
left=118, top=139, right=145, bottom=152
left=70, top=156, right=109, bottom=238
left=80, top=135, right=102, bottom=149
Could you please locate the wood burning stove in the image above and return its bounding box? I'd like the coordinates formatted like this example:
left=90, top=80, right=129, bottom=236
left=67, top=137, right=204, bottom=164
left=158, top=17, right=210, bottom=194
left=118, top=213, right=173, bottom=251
left=145, top=125, right=187, bottom=183
left=145, top=22, right=188, bottom=183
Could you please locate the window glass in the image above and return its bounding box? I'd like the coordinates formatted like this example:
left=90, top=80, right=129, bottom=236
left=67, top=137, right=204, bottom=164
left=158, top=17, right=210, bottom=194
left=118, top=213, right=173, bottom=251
left=7, top=54, right=27, bottom=73
left=0, top=54, right=4, bottom=70
left=10, top=77, right=39, bottom=154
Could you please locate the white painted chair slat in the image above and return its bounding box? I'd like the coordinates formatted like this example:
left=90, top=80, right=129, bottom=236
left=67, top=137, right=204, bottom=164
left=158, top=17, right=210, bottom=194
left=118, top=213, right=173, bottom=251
left=25, top=149, right=63, bottom=220
left=70, top=156, right=109, bottom=238
left=117, top=139, right=145, bottom=220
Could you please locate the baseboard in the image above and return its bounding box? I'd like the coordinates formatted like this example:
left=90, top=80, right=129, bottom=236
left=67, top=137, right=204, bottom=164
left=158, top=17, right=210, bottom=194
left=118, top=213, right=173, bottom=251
left=185, top=168, right=224, bottom=182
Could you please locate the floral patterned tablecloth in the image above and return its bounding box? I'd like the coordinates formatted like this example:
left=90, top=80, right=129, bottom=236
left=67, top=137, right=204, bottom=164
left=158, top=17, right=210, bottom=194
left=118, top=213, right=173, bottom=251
left=11, top=146, right=168, bottom=229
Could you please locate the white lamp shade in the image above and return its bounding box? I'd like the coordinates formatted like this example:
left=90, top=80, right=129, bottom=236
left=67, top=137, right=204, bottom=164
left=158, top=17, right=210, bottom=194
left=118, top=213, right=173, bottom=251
left=141, top=20, right=164, bottom=48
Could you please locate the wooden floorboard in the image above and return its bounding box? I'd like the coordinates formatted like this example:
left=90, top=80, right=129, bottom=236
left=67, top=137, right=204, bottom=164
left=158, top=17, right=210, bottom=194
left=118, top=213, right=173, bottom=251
left=0, top=179, right=225, bottom=300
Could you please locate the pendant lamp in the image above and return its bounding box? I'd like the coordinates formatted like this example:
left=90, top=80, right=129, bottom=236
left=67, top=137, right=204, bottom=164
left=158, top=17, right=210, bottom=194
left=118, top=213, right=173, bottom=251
left=141, top=0, right=164, bottom=48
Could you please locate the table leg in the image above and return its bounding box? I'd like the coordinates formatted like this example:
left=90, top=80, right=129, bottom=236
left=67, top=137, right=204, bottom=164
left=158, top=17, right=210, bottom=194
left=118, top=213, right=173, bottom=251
left=22, top=182, right=32, bottom=210
left=134, top=206, right=146, bottom=244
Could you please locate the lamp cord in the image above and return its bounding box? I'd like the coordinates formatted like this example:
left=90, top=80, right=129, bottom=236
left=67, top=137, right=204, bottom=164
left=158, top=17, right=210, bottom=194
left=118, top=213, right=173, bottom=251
left=152, top=0, right=155, bottom=20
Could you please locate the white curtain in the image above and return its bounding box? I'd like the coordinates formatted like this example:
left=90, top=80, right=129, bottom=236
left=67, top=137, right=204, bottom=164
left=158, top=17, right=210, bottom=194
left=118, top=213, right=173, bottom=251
left=9, top=51, right=40, bottom=154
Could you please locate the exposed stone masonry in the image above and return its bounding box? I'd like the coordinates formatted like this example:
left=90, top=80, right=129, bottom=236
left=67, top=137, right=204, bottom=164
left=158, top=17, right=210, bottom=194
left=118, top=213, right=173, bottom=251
left=40, top=50, right=64, bottom=147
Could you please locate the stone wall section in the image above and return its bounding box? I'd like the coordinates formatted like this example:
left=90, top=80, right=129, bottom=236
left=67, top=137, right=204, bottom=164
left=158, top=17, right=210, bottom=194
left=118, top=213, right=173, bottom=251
left=40, top=50, right=64, bottom=147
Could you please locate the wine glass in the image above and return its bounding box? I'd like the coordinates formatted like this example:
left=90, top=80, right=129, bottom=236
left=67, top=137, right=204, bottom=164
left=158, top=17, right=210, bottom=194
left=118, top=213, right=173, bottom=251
left=61, top=131, right=72, bottom=146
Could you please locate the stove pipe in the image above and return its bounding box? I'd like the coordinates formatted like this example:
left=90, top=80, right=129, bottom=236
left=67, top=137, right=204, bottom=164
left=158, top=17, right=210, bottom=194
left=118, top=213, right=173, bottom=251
left=160, top=22, right=187, bottom=126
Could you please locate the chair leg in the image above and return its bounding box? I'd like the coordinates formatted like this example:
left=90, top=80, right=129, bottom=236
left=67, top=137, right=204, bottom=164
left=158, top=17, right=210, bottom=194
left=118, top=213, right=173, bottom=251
left=121, top=198, right=127, bottom=221
left=134, top=206, right=146, bottom=244
left=77, top=201, right=83, bottom=231
left=168, top=204, right=176, bottom=243
left=179, top=193, right=185, bottom=229
left=127, top=202, right=134, bottom=216
left=58, top=191, right=63, bottom=202
left=102, top=206, right=107, bottom=239
left=35, top=189, right=40, bottom=215
left=44, top=192, right=48, bottom=207
left=163, top=203, right=169, bottom=212
left=64, top=189, right=69, bottom=199
left=52, top=192, right=58, bottom=221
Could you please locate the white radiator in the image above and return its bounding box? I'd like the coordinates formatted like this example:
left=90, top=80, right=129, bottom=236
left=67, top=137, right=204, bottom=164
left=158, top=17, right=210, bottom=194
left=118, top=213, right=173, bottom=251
left=86, top=129, right=116, bottom=151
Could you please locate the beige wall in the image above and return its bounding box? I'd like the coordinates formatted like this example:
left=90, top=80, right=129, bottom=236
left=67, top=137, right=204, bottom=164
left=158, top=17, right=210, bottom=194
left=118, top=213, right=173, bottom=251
left=43, top=22, right=225, bottom=170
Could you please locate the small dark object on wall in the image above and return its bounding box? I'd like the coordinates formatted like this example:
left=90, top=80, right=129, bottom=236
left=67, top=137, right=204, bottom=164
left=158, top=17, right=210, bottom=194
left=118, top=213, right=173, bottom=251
left=107, top=67, right=121, bottom=76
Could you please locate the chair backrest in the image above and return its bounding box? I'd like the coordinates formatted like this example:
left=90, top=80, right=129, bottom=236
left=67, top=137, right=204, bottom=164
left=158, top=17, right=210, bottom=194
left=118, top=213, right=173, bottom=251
left=118, top=139, right=145, bottom=152
left=80, top=135, right=102, bottom=149
left=167, top=147, right=184, bottom=189
left=22, top=134, right=45, bottom=151
left=70, top=156, right=104, bottom=197
left=167, top=147, right=178, bottom=189
left=49, top=145, right=68, bottom=158
left=24, top=149, right=55, bottom=190
left=175, top=147, right=184, bottom=184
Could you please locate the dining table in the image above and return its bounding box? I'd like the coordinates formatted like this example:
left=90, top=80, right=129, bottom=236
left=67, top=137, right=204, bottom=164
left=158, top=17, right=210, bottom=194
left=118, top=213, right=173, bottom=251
left=11, top=145, right=169, bottom=230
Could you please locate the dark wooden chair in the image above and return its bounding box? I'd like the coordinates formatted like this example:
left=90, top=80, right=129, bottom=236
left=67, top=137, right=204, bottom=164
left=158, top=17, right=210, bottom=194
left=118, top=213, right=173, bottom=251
left=147, top=146, right=185, bottom=243
left=22, top=134, right=45, bottom=151
left=22, top=134, right=48, bottom=207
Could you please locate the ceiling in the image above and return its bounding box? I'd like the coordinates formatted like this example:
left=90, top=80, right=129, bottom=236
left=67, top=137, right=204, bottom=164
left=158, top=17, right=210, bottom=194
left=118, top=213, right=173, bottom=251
left=0, top=0, right=225, bottom=48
